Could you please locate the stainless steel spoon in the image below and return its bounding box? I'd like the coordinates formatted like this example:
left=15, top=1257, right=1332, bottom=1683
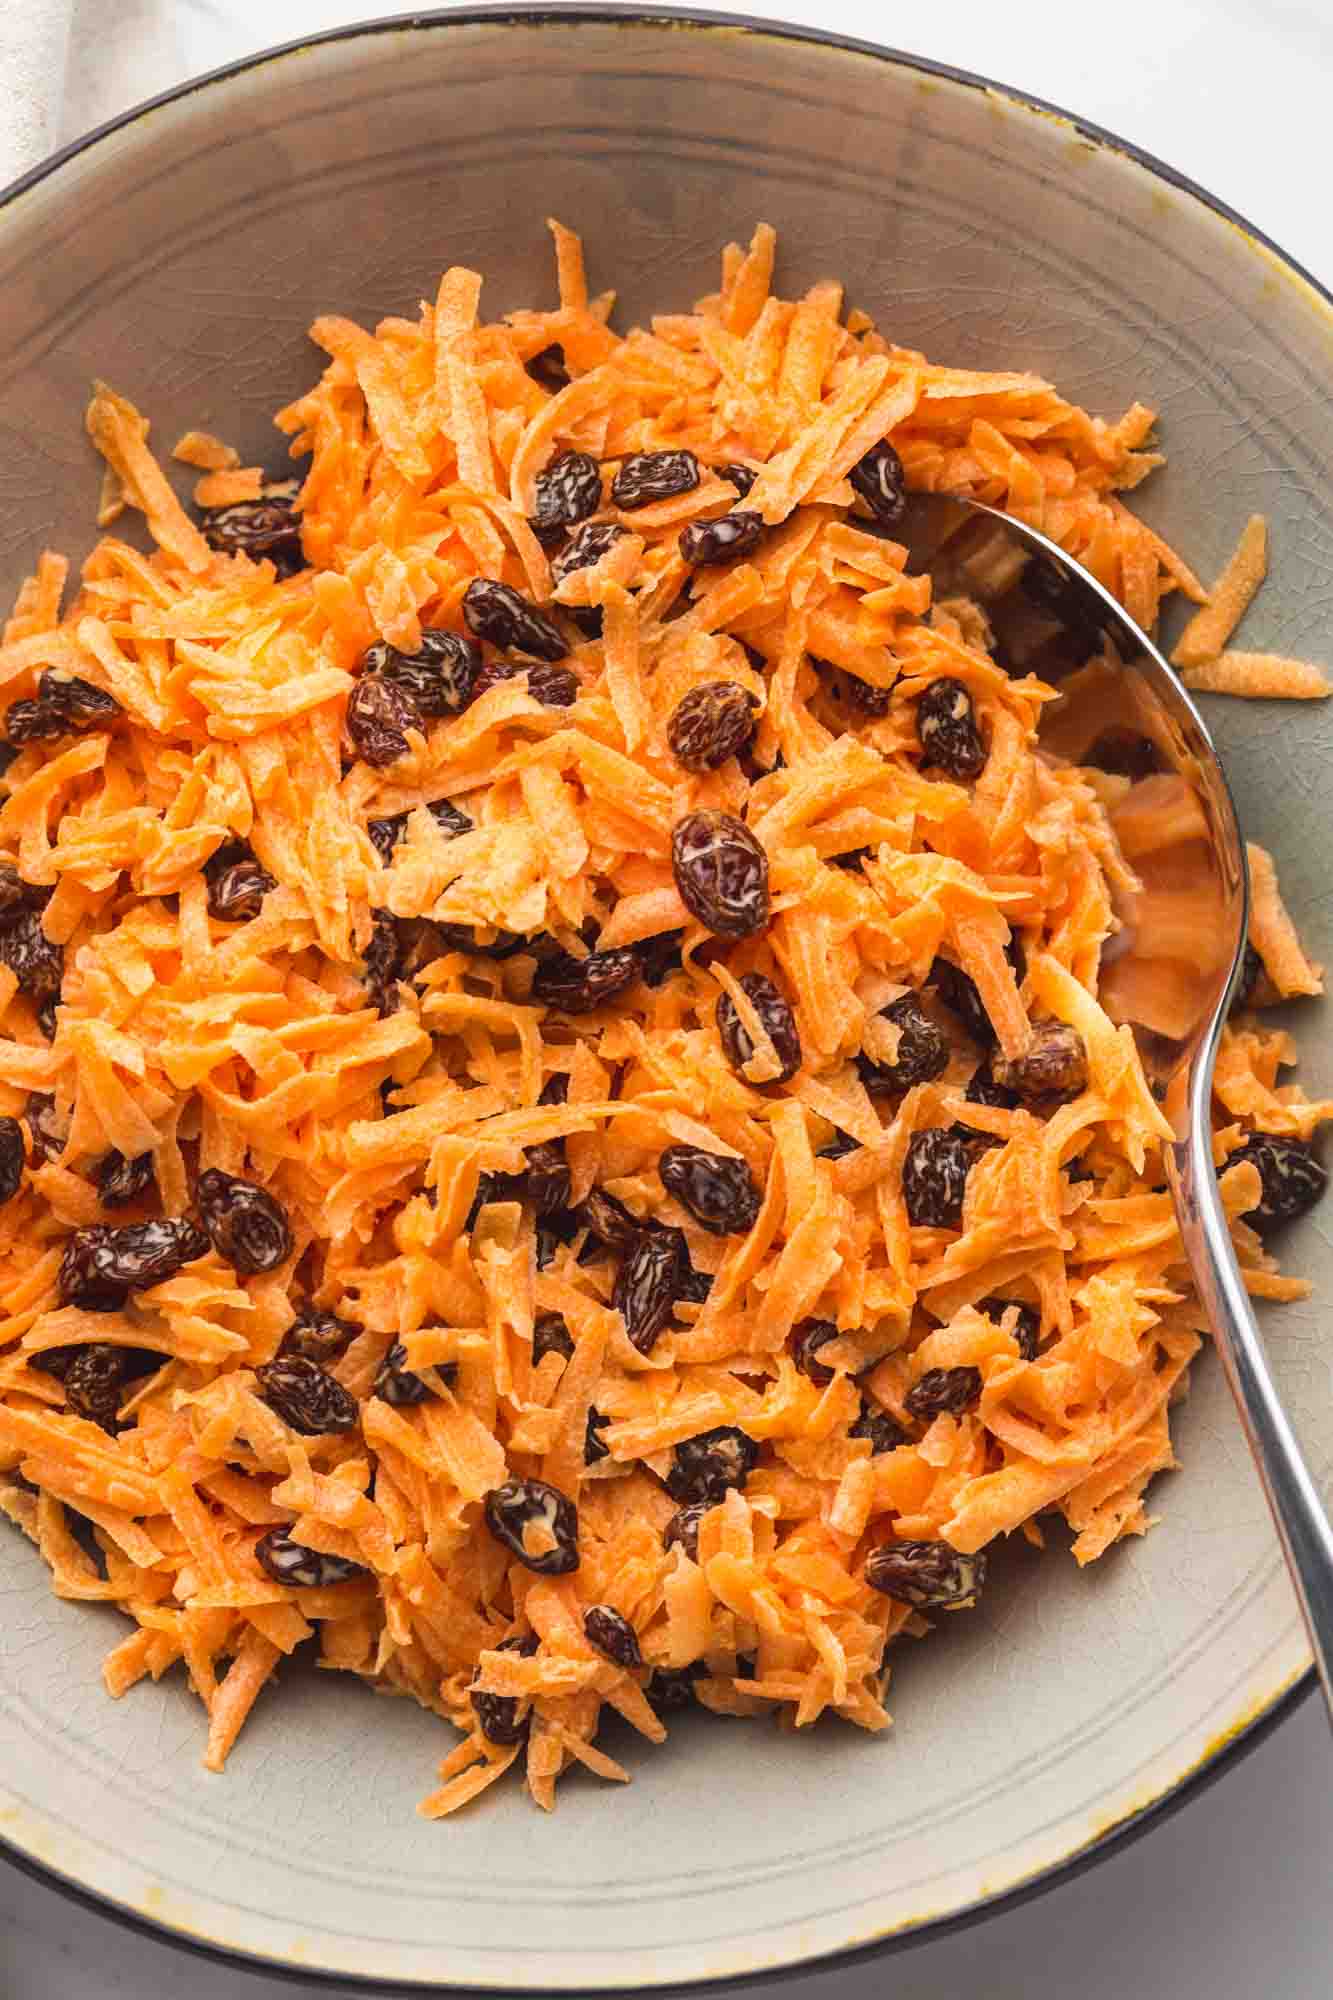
left=901, top=494, right=1333, bottom=1713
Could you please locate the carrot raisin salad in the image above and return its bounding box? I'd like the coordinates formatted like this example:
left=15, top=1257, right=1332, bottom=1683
left=0, top=222, right=1326, bottom=1815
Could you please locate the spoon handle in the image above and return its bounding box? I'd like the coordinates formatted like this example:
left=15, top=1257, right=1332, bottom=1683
left=1172, top=1078, right=1333, bottom=1716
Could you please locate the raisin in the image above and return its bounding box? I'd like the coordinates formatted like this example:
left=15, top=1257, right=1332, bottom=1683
left=849, top=440, right=907, bottom=525
left=538, top=1074, right=570, bottom=1107
left=964, top=1060, right=1019, bottom=1112
left=200, top=482, right=303, bottom=573
left=584, top=1407, right=611, bottom=1465
left=718, top=463, right=758, bottom=497
left=58, top=1217, right=209, bottom=1309
left=814, top=657, right=892, bottom=717
left=471, top=1632, right=539, bottom=1744
left=196, top=1169, right=293, bottom=1275
left=368, top=798, right=473, bottom=866
left=533, top=1312, right=574, bottom=1364
left=550, top=520, right=629, bottom=589
left=255, top=1528, right=368, bottom=1589
left=664, top=1503, right=708, bottom=1561
left=528, top=449, right=603, bottom=547
left=366, top=628, right=482, bottom=716
left=659, top=1145, right=761, bottom=1236
left=528, top=663, right=580, bottom=707
left=206, top=858, right=276, bottom=923
left=62, top=1345, right=131, bottom=1432
left=613, top=1227, right=685, bottom=1353
left=581, top=1187, right=641, bottom=1250
left=667, top=680, right=758, bottom=773
left=849, top=1401, right=909, bottom=1454
left=611, top=450, right=700, bottom=510
left=483, top=1477, right=580, bottom=1574
left=716, top=971, right=802, bottom=1084
left=0, top=1116, right=23, bottom=1204
left=0, top=860, right=46, bottom=924
left=649, top=1664, right=703, bottom=1711
left=671, top=808, right=769, bottom=939
left=865, top=1538, right=986, bottom=1610
left=522, top=1141, right=572, bottom=1216
left=25, top=1093, right=65, bottom=1164
left=991, top=1023, right=1088, bottom=1102
left=280, top=1306, right=362, bottom=1365
left=792, top=1317, right=839, bottom=1386
left=364, top=908, right=403, bottom=1016
left=858, top=993, right=948, bottom=1094
left=928, top=957, right=993, bottom=1045
left=903, top=1128, right=974, bottom=1228
left=536, top=1208, right=580, bottom=1270
left=1085, top=727, right=1162, bottom=780
left=0, top=908, right=62, bottom=1013
left=437, top=920, right=528, bottom=961
left=462, top=579, right=567, bottom=662
left=637, top=930, right=685, bottom=989
left=39, top=673, right=122, bottom=731
left=679, top=510, right=764, bottom=567
left=531, top=946, right=639, bottom=1013
left=584, top=1604, right=642, bottom=1668
left=1228, top=1134, right=1327, bottom=1235
left=3, top=698, right=64, bottom=744
left=346, top=674, right=421, bottom=767
left=677, top=1261, right=714, bottom=1304
left=905, top=1366, right=982, bottom=1421
left=916, top=677, right=987, bottom=780
left=374, top=1339, right=440, bottom=1406
left=96, top=1149, right=153, bottom=1209
left=1231, top=942, right=1264, bottom=1016
left=527, top=344, right=569, bottom=391
left=980, top=1296, right=1041, bottom=1360
left=256, top=1355, right=359, bottom=1435
left=664, top=1425, right=758, bottom=1504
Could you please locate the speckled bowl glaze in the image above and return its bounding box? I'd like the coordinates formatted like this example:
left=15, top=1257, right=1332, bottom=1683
left=2, top=8, right=1331, bottom=1990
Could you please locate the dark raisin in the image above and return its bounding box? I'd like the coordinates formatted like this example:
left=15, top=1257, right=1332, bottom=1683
left=483, top=1476, right=580, bottom=1574
left=980, top=1296, right=1041, bottom=1360
left=964, top=1060, right=1019, bottom=1112
left=613, top=1227, right=685, bottom=1353
left=671, top=809, right=769, bottom=939
left=659, top=1144, right=761, bottom=1236
left=1085, top=727, right=1161, bottom=780
left=667, top=680, right=758, bottom=772
left=471, top=1632, right=539, bottom=1744
left=928, top=957, right=994, bottom=1046
left=865, top=1538, right=986, bottom=1610
left=584, top=1406, right=611, bottom=1465
left=280, top=1306, right=362, bottom=1364
left=679, top=510, right=764, bottom=567
left=717, top=463, right=758, bottom=497
left=367, top=628, right=482, bottom=716
left=368, top=798, right=473, bottom=867
left=533, top=1312, right=574, bottom=1364
left=528, top=449, right=603, bottom=547
left=206, top=858, right=275, bottom=923
left=0, top=908, right=62, bottom=1011
left=664, top=1503, right=708, bottom=1561
left=0, top=861, right=46, bottom=924
left=61, top=1345, right=130, bottom=1432
left=849, top=1401, right=909, bottom=1454
left=462, top=578, right=567, bottom=662
left=817, top=1130, right=862, bottom=1161
left=715, top=971, right=802, bottom=1084
left=536, top=1207, right=580, bottom=1270
left=25, top=1093, right=64, bottom=1164
left=637, top=930, right=685, bottom=989
left=991, top=1023, right=1088, bottom=1102
left=0, top=1116, right=23, bottom=1204
left=196, top=1168, right=292, bottom=1275
left=903, top=1128, right=974, bottom=1228
left=3, top=698, right=64, bottom=744
left=522, top=1141, right=571, bottom=1216
left=905, top=1366, right=982, bottom=1421
left=255, top=1527, right=368, bottom=1589
left=550, top=520, right=629, bottom=589
left=364, top=908, right=403, bottom=1016
left=437, top=920, right=528, bottom=961
left=532, top=946, right=639, bottom=1014
left=39, top=674, right=122, bottom=731
left=584, top=1603, right=642, bottom=1668
left=849, top=440, right=907, bottom=525
left=792, top=1317, right=839, bottom=1386
left=57, top=1217, right=209, bottom=1309
left=916, top=677, right=987, bottom=780
left=858, top=993, right=949, bottom=1094
left=374, top=1339, right=440, bottom=1406
left=346, top=675, right=421, bottom=767
left=649, top=1663, right=703, bottom=1711
left=813, top=657, right=893, bottom=717
left=665, top=1425, right=758, bottom=1505
left=677, top=1261, right=714, bottom=1304
left=96, top=1150, right=153, bottom=1209
left=200, top=482, right=303, bottom=573
left=539, top=1074, right=570, bottom=1107
left=581, top=1187, right=641, bottom=1250
left=527, top=663, right=580, bottom=707
left=256, top=1355, right=359, bottom=1435
left=611, top=450, right=700, bottom=510
left=1228, top=1134, right=1328, bottom=1235
left=1231, top=942, right=1264, bottom=1016
left=527, top=344, right=569, bottom=392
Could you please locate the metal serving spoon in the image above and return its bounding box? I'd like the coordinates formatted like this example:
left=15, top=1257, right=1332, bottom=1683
left=901, top=494, right=1333, bottom=1715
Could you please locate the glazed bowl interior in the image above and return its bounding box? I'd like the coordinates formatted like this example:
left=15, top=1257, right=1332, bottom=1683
left=2, top=9, right=1332, bottom=1991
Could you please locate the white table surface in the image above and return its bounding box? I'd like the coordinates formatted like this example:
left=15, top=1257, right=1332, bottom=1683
left=6, top=1, right=1333, bottom=1994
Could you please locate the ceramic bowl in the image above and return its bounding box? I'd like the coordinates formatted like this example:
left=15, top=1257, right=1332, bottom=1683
left=1, top=8, right=1330, bottom=1990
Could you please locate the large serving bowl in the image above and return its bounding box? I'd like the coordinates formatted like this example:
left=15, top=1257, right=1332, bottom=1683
left=2, top=7, right=1330, bottom=1989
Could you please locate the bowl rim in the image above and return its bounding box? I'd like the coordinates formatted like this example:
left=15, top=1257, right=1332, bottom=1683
left=0, top=4, right=1323, bottom=1991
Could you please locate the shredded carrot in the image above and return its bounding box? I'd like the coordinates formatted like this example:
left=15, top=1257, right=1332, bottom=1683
left=1, top=221, right=1324, bottom=1819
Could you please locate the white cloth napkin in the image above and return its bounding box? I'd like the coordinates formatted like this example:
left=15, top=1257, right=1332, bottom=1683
left=0, top=0, right=74, bottom=188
